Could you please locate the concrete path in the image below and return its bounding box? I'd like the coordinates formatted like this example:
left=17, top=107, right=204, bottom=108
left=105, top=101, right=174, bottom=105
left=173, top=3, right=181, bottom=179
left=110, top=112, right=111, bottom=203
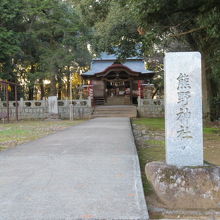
left=0, top=118, right=149, bottom=220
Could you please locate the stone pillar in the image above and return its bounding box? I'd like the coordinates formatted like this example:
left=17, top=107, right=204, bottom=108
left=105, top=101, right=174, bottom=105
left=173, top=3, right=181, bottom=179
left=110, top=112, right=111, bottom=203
left=143, top=84, right=154, bottom=99
left=88, top=81, right=94, bottom=106
left=19, top=98, right=24, bottom=118
left=19, top=98, right=24, bottom=110
left=164, top=52, right=203, bottom=166
left=88, top=96, right=92, bottom=107
left=42, top=97, right=47, bottom=107
left=69, top=102, right=73, bottom=120
left=138, top=80, right=141, bottom=107
left=48, top=96, right=59, bottom=119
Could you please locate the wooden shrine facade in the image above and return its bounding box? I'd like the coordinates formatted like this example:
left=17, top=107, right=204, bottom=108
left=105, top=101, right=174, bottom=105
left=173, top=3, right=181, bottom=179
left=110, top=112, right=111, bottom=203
left=82, top=53, right=154, bottom=105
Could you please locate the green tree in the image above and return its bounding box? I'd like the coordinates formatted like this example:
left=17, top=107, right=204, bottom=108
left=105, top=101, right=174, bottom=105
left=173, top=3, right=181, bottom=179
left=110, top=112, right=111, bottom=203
left=76, top=0, right=220, bottom=119
left=0, top=0, right=23, bottom=81
left=129, top=0, right=220, bottom=119
left=20, top=0, right=91, bottom=96
left=0, top=0, right=91, bottom=99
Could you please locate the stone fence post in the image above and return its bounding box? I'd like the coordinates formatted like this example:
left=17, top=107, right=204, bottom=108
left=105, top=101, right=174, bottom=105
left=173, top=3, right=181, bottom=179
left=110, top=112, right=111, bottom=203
left=19, top=98, right=24, bottom=113
left=48, top=96, right=59, bottom=119
left=88, top=96, right=92, bottom=107
left=138, top=96, right=141, bottom=107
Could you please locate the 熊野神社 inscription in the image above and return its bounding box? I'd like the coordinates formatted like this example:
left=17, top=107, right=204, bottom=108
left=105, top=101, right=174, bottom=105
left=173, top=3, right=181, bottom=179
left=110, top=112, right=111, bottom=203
left=176, top=73, right=192, bottom=149
left=165, top=52, right=203, bottom=166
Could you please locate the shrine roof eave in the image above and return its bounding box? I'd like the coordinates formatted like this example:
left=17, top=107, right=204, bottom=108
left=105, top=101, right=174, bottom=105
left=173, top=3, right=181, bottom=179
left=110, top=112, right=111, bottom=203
left=82, top=59, right=154, bottom=75
left=82, top=62, right=155, bottom=78
left=82, top=72, right=155, bottom=80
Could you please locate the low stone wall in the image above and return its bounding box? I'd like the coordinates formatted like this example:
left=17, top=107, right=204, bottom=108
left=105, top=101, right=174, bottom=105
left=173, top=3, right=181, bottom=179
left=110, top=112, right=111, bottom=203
left=137, top=99, right=164, bottom=118
left=1, top=98, right=164, bottom=120
left=57, top=100, right=93, bottom=119
left=0, top=99, right=93, bottom=120
left=0, top=100, right=48, bottom=119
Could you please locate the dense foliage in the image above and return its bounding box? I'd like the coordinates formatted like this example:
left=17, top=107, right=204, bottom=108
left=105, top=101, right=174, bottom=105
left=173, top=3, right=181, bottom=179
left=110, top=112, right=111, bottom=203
left=75, top=0, right=220, bottom=119
left=0, top=0, right=91, bottom=99
left=0, top=0, right=219, bottom=119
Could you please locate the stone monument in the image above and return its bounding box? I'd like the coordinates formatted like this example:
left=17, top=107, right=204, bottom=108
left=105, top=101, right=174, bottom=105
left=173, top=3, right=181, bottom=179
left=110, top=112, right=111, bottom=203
left=48, top=96, right=59, bottom=118
left=164, top=52, right=203, bottom=166
left=145, top=52, right=220, bottom=210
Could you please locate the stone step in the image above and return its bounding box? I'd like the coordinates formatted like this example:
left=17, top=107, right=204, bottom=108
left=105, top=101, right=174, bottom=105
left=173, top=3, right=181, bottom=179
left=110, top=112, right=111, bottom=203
left=93, top=114, right=137, bottom=117
left=92, top=105, right=137, bottom=118
left=94, top=109, right=137, bottom=112
left=94, top=97, right=105, bottom=105
left=94, top=109, right=136, bottom=111
left=92, top=114, right=136, bottom=118
left=106, top=96, right=131, bottom=105
left=93, top=112, right=137, bottom=116
left=95, top=105, right=136, bottom=109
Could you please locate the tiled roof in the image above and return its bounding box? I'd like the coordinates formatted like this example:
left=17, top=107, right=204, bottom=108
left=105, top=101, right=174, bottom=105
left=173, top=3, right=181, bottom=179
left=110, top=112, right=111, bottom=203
left=83, top=53, right=154, bottom=76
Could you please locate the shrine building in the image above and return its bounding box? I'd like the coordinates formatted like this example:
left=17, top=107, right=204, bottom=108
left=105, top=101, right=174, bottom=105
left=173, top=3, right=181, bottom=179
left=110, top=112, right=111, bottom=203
left=82, top=53, right=155, bottom=105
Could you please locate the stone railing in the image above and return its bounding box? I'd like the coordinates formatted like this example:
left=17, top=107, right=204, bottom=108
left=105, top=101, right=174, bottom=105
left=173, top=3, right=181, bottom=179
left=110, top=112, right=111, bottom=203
left=137, top=98, right=164, bottom=118
left=57, top=99, right=91, bottom=107
left=0, top=100, right=48, bottom=108
left=0, top=100, right=48, bottom=120
left=0, top=98, right=92, bottom=120
left=1, top=97, right=164, bottom=120
left=57, top=98, right=92, bottom=119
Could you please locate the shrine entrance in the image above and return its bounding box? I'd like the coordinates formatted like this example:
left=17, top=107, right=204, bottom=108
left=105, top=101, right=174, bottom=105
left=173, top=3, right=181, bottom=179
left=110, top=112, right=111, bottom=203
left=82, top=53, right=155, bottom=106
left=105, top=80, right=132, bottom=105
left=103, top=69, right=134, bottom=105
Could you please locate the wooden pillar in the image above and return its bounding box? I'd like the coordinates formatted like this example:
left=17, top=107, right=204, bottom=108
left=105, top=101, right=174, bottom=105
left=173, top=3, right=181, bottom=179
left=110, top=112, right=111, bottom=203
left=15, top=86, right=18, bottom=121
left=6, top=84, right=9, bottom=122
left=130, top=80, right=133, bottom=104
left=88, top=80, right=94, bottom=106
left=138, top=80, right=141, bottom=107
left=104, top=80, right=107, bottom=103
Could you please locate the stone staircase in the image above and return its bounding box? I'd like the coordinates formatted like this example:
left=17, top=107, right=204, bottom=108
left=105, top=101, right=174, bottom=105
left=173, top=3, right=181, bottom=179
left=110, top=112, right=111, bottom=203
left=106, top=96, right=131, bottom=105
left=94, top=97, right=105, bottom=105
left=92, top=105, right=137, bottom=118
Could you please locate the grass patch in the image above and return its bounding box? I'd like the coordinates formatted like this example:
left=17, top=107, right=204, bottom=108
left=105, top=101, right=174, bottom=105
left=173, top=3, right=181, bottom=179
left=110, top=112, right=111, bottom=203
left=133, top=118, right=164, bottom=131
left=0, top=120, right=84, bottom=150
left=137, top=146, right=165, bottom=195
left=134, top=117, right=220, bottom=134
left=204, top=127, right=220, bottom=134
left=146, top=139, right=165, bottom=147
left=0, top=128, right=31, bottom=136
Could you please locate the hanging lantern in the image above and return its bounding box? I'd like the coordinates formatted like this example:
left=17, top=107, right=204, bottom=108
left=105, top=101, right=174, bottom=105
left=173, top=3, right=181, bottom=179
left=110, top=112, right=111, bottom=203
left=7, top=85, right=12, bottom=92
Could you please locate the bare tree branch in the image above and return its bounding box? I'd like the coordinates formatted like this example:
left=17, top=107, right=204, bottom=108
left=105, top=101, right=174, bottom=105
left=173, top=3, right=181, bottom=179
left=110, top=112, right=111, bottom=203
left=170, top=27, right=206, bottom=37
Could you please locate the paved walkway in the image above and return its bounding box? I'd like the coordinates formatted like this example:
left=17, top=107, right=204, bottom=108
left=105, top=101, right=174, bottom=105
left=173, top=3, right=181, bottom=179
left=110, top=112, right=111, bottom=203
left=0, top=118, right=148, bottom=220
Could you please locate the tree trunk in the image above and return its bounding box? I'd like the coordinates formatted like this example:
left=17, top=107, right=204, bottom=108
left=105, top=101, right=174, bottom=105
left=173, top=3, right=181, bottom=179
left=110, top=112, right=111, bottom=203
left=186, top=34, right=211, bottom=120
left=39, top=79, right=45, bottom=99
left=28, top=86, right=34, bottom=100
left=49, top=68, right=57, bottom=96
left=66, top=66, right=71, bottom=98
left=57, top=70, right=63, bottom=100
left=201, top=53, right=212, bottom=121
left=27, top=64, right=36, bottom=100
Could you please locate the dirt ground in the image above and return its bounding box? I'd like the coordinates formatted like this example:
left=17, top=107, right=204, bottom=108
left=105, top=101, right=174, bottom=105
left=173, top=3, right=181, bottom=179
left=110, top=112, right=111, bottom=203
left=0, top=120, right=84, bottom=150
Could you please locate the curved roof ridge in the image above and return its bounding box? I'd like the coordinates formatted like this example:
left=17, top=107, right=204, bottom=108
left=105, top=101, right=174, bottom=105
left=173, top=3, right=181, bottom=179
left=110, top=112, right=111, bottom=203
left=82, top=52, right=154, bottom=77
left=93, top=52, right=143, bottom=61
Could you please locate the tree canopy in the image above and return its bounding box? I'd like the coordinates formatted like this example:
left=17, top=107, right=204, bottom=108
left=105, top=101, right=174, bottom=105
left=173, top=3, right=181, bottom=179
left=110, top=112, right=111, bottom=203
left=75, top=0, right=220, bottom=119
left=0, top=0, right=91, bottom=99
left=0, top=0, right=219, bottom=119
